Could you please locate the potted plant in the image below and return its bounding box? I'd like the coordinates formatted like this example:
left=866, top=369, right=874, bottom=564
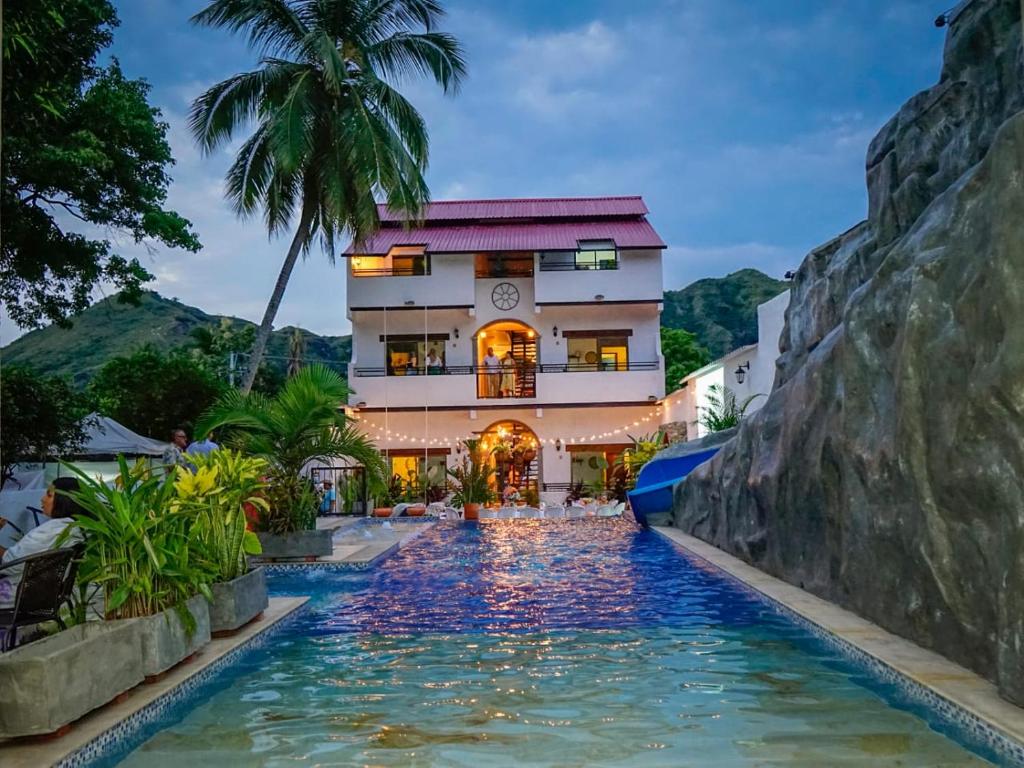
left=197, top=365, right=386, bottom=559
left=68, top=459, right=212, bottom=681
left=174, top=450, right=270, bottom=636
left=447, top=439, right=496, bottom=520
left=373, top=474, right=403, bottom=517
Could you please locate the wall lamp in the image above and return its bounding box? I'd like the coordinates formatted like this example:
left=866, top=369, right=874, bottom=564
left=735, top=361, right=751, bottom=384
left=555, top=438, right=562, bottom=452
left=594, top=294, right=605, bottom=301
left=552, top=326, right=559, bottom=337
left=453, top=328, right=460, bottom=339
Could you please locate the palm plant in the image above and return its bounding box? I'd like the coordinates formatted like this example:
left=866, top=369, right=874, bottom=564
left=616, top=430, right=666, bottom=489
left=697, top=384, right=762, bottom=434
left=447, top=439, right=496, bottom=507
left=65, top=458, right=212, bottom=631
left=196, top=364, right=386, bottom=533
left=189, top=0, right=467, bottom=393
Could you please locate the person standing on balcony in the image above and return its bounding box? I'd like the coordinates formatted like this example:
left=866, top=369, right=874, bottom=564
left=483, top=347, right=501, bottom=397
left=500, top=351, right=516, bottom=397
left=426, top=348, right=443, bottom=374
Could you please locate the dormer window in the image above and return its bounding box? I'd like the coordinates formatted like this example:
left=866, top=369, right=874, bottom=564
left=574, top=240, right=618, bottom=270
left=538, top=241, right=619, bottom=271
left=352, top=245, right=429, bottom=277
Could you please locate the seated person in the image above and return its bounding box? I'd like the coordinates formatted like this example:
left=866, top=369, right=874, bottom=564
left=319, top=480, right=337, bottom=514
left=0, top=477, right=86, bottom=610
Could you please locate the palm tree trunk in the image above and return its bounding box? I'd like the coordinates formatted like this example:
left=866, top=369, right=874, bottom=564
left=240, top=208, right=314, bottom=394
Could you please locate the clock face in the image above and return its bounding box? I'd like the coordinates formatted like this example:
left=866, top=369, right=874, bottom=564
left=491, top=282, right=520, bottom=311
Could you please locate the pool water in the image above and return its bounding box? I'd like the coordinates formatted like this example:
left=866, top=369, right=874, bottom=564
left=114, top=520, right=1001, bottom=766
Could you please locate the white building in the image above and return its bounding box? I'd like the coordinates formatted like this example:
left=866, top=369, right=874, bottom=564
left=663, top=290, right=790, bottom=440
left=345, top=196, right=667, bottom=500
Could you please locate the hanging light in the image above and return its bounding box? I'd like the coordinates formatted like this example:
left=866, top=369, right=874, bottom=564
left=735, top=361, right=751, bottom=384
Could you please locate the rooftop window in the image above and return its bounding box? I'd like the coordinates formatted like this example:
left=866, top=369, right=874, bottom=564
left=539, top=240, right=618, bottom=271
left=352, top=245, right=429, bottom=277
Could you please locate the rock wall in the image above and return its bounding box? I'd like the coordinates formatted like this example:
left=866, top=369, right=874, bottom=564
left=673, top=0, right=1024, bottom=705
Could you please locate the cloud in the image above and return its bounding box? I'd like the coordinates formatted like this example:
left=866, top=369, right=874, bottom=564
left=662, top=243, right=802, bottom=291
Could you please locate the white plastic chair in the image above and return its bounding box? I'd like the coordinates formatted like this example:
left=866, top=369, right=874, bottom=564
left=566, top=505, right=586, bottom=519
left=479, top=507, right=498, bottom=519
left=496, top=507, right=516, bottom=519
left=545, top=505, right=566, bottom=519
left=596, top=504, right=617, bottom=517
left=520, top=507, right=542, bottom=518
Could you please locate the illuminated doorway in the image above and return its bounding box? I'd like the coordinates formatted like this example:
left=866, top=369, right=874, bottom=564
left=474, top=321, right=537, bottom=399
left=477, top=420, right=540, bottom=497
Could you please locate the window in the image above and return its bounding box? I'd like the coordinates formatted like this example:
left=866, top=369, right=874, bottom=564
left=565, top=332, right=630, bottom=371
left=391, top=454, right=447, bottom=486
left=538, top=240, right=618, bottom=271
left=383, top=335, right=447, bottom=375
left=575, top=240, right=618, bottom=270
left=352, top=245, right=429, bottom=277
left=474, top=252, right=534, bottom=278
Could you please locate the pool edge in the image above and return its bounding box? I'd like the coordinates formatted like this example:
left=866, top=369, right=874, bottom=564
left=652, top=525, right=1024, bottom=766
left=0, top=596, right=310, bottom=768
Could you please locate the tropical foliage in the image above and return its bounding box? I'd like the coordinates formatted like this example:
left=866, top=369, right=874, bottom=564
left=87, top=345, right=229, bottom=438
left=697, top=384, right=762, bottom=433
left=189, top=0, right=467, bottom=392
left=661, top=326, right=711, bottom=391
left=0, top=366, right=91, bottom=487
left=617, top=431, right=667, bottom=489
left=65, top=458, right=211, bottom=630
left=173, top=450, right=268, bottom=581
left=447, top=440, right=497, bottom=507
left=197, top=365, right=386, bottom=533
left=2, top=0, right=199, bottom=330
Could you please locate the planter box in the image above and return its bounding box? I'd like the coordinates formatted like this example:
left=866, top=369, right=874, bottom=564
left=138, top=594, right=211, bottom=680
left=0, top=619, right=143, bottom=738
left=209, top=567, right=268, bottom=635
left=256, top=529, right=333, bottom=559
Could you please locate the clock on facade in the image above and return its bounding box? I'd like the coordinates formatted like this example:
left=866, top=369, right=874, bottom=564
left=491, top=282, right=520, bottom=311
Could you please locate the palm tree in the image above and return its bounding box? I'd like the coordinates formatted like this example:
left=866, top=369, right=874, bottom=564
left=196, top=364, right=386, bottom=532
left=697, top=384, right=763, bottom=434
left=190, top=0, right=467, bottom=393
left=286, top=327, right=305, bottom=377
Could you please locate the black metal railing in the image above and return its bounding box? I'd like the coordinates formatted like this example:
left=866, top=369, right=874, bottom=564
left=351, top=264, right=431, bottom=277
left=538, top=257, right=618, bottom=272
left=354, top=360, right=658, bottom=377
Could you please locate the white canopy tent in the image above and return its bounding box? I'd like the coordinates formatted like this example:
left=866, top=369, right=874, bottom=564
left=76, top=413, right=166, bottom=457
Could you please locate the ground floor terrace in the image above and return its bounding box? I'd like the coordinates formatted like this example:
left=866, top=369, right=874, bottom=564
left=354, top=402, right=664, bottom=502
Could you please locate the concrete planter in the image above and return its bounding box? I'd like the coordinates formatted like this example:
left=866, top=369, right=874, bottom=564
left=209, top=567, right=269, bottom=636
left=256, top=529, right=333, bottom=560
left=138, top=594, right=211, bottom=680
left=0, top=619, right=143, bottom=737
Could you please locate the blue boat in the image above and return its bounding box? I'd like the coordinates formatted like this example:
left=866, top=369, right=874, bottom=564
left=627, top=447, right=720, bottom=527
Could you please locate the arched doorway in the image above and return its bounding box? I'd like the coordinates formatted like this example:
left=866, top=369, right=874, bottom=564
left=478, top=420, right=540, bottom=498
left=474, top=321, right=538, bottom=399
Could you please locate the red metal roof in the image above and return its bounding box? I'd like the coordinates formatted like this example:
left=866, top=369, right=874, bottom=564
left=348, top=195, right=664, bottom=254
left=348, top=219, right=665, bottom=255
left=377, top=196, right=648, bottom=222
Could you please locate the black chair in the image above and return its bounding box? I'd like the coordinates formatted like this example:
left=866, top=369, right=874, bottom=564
left=0, top=544, right=83, bottom=651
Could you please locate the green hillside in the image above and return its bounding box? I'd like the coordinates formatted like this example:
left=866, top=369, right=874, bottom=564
left=662, top=269, right=789, bottom=358
left=1, top=292, right=351, bottom=387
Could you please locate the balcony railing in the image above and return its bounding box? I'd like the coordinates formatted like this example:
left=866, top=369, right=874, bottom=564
left=538, top=361, right=659, bottom=373
left=353, top=361, right=659, bottom=377
left=538, top=257, right=618, bottom=272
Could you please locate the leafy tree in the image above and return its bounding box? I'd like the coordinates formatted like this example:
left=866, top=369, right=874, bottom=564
left=2, top=0, right=200, bottom=330
left=190, top=0, right=466, bottom=393
left=87, top=346, right=228, bottom=440
left=0, top=366, right=91, bottom=486
left=197, top=365, right=386, bottom=533
left=661, top=326, right=711, bottom=392
left=187, top=320, right=284, bottom=394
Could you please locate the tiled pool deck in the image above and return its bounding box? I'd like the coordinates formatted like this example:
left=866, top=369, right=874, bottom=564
left=654, top=526, right=1024, bottom=763
left=0, top=597, right=309, bottom=768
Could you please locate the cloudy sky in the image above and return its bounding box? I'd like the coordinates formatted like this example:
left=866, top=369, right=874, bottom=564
left=3, top=0, right=947, bottom=345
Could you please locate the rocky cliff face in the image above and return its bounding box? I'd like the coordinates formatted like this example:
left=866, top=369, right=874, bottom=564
left=673, top=0, right=1024, bottom=705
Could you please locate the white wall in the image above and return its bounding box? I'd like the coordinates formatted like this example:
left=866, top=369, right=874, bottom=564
left=663, top=289, right=790, bottom=440
left=533, top=249, right=663, bottom=304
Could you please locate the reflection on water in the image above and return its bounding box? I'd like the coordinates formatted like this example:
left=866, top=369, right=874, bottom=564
left=116, top=521, right=998, bottom=767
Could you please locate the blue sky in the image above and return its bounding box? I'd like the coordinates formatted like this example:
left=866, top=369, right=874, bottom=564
left=3, top=0, right=948, bottom=344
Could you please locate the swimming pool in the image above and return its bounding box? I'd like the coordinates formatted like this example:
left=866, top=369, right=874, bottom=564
left=108, top=520, right=1006, bottom=766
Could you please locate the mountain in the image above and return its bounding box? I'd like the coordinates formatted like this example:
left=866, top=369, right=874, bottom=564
left=1, top=292, right=351, bottom=387
left=662, top=269, right=789, bottom=358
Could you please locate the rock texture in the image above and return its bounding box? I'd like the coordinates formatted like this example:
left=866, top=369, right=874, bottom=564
left=673, top=0, right=1024, bottom=705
